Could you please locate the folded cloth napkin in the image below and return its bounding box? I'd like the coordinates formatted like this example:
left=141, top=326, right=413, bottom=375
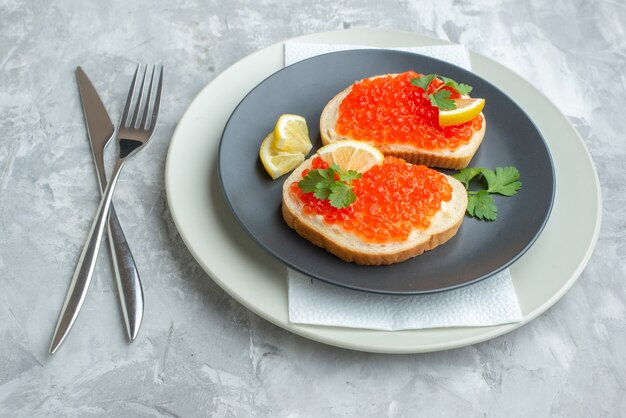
left=284, top=41, right=523, bottom=330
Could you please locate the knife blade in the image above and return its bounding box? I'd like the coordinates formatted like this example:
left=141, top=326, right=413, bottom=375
left=76, top=67, right=115, bottom=155
left=48, top=68, right=144, bottom=354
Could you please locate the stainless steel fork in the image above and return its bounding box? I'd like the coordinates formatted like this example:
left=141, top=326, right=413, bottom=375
left=49, top=64, right=163, bottom=354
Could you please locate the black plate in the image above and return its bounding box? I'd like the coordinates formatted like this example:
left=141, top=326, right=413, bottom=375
left=218, top=49, right=555, bottom=295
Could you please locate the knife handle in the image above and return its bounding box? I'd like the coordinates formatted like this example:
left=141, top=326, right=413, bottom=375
left=107, top=205, right=144, bottom=341
left=49, top=159, right=125, bottom=354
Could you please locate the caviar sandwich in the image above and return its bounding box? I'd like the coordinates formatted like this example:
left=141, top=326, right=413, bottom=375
left=320, top=71, right=486, bottom=169
left=281, top=141, right=468, bottom=265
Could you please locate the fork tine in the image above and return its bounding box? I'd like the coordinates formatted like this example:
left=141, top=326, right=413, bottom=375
left=139, top=65, right=156, bottom=130
left=121, top=64, right=141, bottom=127
left=148, top=66, right=163, bottom=132
left=129, top=65, right=148, bottom=128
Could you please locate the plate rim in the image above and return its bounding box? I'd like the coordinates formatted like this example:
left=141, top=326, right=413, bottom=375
left=165, top=28, right=602, bottom=353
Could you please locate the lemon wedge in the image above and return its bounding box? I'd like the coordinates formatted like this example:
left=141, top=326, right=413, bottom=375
left=438, top=98, right=485, bottom=127
left=316, top=140, right=384, bottom=173
left=273, top=114, right=312, bottom=154
left=259, top=132, right=305, bottom=180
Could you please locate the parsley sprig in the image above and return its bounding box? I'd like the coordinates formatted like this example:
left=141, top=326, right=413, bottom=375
left=298, top=164, right=362, bottom=208
left=453, top=167, right=522, bottom=221
left=410, top=74, right=473, bottom=111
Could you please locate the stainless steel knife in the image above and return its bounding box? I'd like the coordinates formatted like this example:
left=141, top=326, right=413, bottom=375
left=48, top=68, right=144, bottom=353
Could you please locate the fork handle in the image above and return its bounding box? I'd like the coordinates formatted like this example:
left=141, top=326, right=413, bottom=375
left=49, top=158, right=125, bottom=354
left=107, top=205, right=144, bottom=341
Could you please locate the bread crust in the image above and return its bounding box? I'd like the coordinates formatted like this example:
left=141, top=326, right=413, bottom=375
left=282, top=158, right=468, bottom=265
left=320, top=74, right=486, bottom=170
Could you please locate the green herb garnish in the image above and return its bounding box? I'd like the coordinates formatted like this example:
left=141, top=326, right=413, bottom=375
left=410, top=74, right=473, bottom=111
left=298, top=164, right=362, bottom=208
left=453, top=166, right=522, bottom=221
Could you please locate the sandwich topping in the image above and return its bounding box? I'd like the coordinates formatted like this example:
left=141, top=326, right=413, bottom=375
left=292, top=155, right=453, bottom=243
left=335, top=71, right=483, bottom=151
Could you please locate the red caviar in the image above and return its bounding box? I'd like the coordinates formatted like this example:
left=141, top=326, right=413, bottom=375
left=335, top=71, right=483, bottom=151
left=291, top=156, right=453, bottom=243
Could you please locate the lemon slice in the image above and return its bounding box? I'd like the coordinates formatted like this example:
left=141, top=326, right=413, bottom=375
left=259, top=132, right=305, bottom=180
left=316, top=140, right=384, bottom=173
left=273, top=114, right=313, bottom=154
left=438, top=98, right=485, bottom=127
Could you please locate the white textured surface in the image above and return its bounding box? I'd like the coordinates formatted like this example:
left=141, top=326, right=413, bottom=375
left=289, top=270, right=522, bottom=330
left=0, top=1, right=623, bottom=417
left=285, top=41, right=520, bottom=330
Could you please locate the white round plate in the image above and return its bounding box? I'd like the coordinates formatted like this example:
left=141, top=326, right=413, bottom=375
left=165, top=29, right=601, bottom=353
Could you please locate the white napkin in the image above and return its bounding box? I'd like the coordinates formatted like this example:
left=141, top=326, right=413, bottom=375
left=285, top=41, right=522, bottom=330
